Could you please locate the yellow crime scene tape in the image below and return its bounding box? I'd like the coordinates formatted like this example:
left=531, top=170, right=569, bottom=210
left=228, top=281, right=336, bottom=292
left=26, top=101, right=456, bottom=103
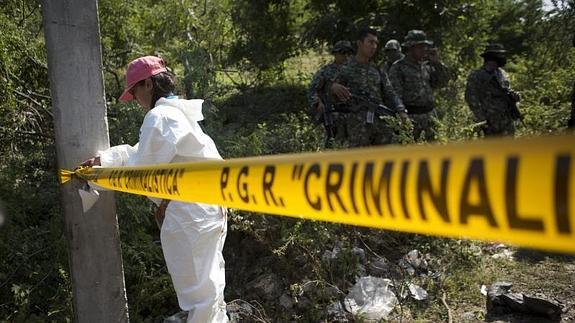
left=60, top=134, right=575, bottom=254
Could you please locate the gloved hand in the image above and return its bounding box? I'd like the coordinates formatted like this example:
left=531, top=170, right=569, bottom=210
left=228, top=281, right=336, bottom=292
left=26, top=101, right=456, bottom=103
left=77, top=156, right=101, bottom=170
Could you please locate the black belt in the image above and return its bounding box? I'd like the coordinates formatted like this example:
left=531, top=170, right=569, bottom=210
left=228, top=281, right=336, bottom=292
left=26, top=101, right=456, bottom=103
left=406, top=105, right=434, bottom=115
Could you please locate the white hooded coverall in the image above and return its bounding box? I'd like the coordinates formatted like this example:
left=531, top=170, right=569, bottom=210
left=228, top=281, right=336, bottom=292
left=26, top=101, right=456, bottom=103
left=98, top=97, right=228, bottom=323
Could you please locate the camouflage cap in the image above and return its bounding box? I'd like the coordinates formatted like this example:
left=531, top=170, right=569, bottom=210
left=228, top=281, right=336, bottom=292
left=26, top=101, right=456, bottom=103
left=480, top=43, right=507, bottom=57
left=384, top=39, right=401, bottom=51
left=330, top=40, right=353, bottom=54
left=402, top=30, right=433, bottom=48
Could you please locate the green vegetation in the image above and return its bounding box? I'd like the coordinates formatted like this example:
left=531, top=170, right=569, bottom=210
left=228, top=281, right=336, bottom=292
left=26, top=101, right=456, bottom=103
left=0, top=0, right=574, bottom=321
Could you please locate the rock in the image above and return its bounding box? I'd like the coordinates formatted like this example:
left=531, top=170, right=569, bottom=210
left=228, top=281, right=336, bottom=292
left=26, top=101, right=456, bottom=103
left=523, top=294, right=562, bottom=320
left=343, top=276, right=398, bottom=321
left=469, top=244, right=483, bottom=256
left=399, top=249, right=428, bottom=275
left=297, top=280, right=340, bottom=302
left=408, top=283, right=428, bottom=300
left=226, top=301, right=254, bottom=323
left=368, top=257, right=391, bottom=277
left=486, top=281, right=562, bottom=320
left=326, top=301, right=349, bottom=322
left=301, top=279, right=317, bottom=294
left=351, top=247, right=366, bottom=264
left=279, top=293, right=294, bottom=310
left=491, top=249, right=515, bottom=260
left=483, top=243, right=507, bottom=254
left=163, top=311, right=188, bottom=323
left=398, top=258, right=416, bottom=276
left=294, top=295, right=313, bottom=311
left=356, top=263, right=367, bottom=277
left=318, top=285, right=341, bottom=301
left=462, top=311, right=476, bottom=321
left=246, top=273, right=282, bottom=300
left=322, top=247, right=341, bottom=263
left=428, top=270, right=441, bottom=279
left=406, top=249, right=428, bottom=269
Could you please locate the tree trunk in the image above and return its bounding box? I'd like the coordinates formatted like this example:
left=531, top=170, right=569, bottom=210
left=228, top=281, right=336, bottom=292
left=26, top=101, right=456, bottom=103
left=42, top=0, right=129, bottom=321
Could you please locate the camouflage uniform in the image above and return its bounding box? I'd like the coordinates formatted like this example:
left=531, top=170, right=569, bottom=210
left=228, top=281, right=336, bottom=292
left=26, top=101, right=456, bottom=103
left=465, top=44, right=517, bottom=136
left=382, top=54, right=404, bottom=76
left=388, top=31, right=450, bottom=141
left=307, top=62, right=343, bottom=109
left=382, top=39, right=404, bottom=75
left=333, top=57, right=405, bottom=147
left=307, top=41, right=353, bottom=145
left=465, top=67, right=516, bottom=135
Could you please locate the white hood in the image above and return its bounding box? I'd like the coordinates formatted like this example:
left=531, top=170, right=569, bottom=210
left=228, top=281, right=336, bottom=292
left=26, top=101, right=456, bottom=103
left=155, top=97, right=205, bottom=122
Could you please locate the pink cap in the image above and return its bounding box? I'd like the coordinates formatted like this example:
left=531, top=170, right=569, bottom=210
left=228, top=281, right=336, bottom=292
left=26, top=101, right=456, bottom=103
left=119, top=56, right=167, bottom=102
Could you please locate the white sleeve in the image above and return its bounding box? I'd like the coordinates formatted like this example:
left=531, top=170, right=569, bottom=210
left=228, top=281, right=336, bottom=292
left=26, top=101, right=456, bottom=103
left=98, top=144, right=139, bottom=167
left=126, top=112, right=177, bottom=167
left=171, top=120, right=206, bottom=155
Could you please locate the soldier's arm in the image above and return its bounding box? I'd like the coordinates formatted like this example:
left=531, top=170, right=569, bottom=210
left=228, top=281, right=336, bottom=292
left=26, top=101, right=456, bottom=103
left=499, top=69, right=523, bottom=103
left=429, top=61, right=450, bottom=89
left=306, top=68, right=325, bottom=108
left=388, top=64, right=404, bottom=100
left=381, top=71, right=405, bottom=112
left=464, top=72, right=487, bottom=121
left=330, top=69, right=351, bottom=101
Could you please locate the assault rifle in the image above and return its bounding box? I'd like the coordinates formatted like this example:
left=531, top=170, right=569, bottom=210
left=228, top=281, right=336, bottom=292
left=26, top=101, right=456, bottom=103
left=336, top=89, right=397, bottom=122
left=503, top=88, right=523, bottom=122
left=316, top=91, right=337, bottom=146
left=314, top=89, right=398, bottom=146
left=491, top=76, right=524, bottom=124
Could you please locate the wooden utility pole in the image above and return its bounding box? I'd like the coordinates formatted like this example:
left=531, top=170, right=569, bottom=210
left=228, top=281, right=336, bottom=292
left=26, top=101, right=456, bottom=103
left=42, top=1, right=129, bottom=321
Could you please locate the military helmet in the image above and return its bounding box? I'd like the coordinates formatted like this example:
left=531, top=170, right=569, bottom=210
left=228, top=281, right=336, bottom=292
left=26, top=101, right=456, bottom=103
left=480, top=43, right=507, bottom=57
left=330, top=40, right=353, bottom=54
left=402, top=30, right=433, bottom=48
left=384, top=39, right=401, bottom=51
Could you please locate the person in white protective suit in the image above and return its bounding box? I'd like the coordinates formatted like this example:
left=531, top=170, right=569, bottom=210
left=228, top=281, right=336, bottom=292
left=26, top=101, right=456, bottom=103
left=81, top=56, right=228, bottom=323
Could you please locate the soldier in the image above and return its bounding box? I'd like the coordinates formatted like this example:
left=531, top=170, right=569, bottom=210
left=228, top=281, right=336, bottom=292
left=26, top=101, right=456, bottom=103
left=330, top=27, right=407, bottom=147
left=381, top=39, right=404, bottom=75
left=465, top=43, right=521, bottom=136
left=388, top=30, right=450, bottom=141
left=307, top=40, right=353, bottom=146
left=307, top=40, right=353, bottom=115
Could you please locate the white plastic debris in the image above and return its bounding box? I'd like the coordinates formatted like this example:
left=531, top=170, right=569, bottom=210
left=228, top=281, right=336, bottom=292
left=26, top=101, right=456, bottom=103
left=78, top=186, right=100, bottom=212
left=344, top=276, right=398, bottom=321
left=480, top=284, right=488, bottom=296
left=408, top=283, right=428, bottom=300
left=491, top=249, right=515, bottom=260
